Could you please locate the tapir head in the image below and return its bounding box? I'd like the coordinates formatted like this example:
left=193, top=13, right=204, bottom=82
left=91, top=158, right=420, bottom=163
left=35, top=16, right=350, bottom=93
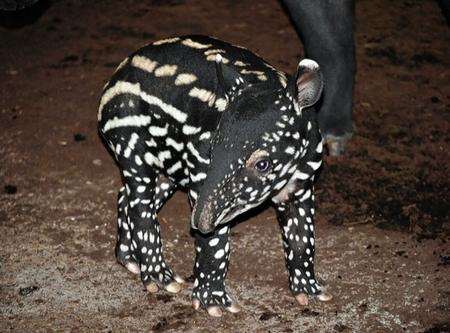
left=191, top=57, right=323, bottom=233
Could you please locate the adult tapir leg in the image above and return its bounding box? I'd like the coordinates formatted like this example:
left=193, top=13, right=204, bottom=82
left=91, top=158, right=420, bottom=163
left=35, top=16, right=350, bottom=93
left=282, top=0, right=356, bottom=155
left=438, top=0, right=450, bottom=25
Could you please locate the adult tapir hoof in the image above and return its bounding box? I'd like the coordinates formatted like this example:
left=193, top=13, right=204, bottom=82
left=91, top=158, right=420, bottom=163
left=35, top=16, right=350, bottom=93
left=324, top=133, right=352, bottom=157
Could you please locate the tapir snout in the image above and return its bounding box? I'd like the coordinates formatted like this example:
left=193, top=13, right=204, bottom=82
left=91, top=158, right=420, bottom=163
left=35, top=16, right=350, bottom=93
left=191, top=198, right=217, bottom=234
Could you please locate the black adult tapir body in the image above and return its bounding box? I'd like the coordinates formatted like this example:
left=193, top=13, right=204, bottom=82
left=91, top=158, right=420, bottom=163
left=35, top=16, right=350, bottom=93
left=98, top=35, right=332, bottom=317
left=282, top=0, right=356, bottom=156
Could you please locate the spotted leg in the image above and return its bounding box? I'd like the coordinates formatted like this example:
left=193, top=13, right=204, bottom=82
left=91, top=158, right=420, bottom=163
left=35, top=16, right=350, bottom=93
left=115, top=185, right=140, bottom=274
left=116, top=175, right=183, bottom=293
left=274, top=182, right=332, bottom=306
left=191, top=225, right=240, bottom=317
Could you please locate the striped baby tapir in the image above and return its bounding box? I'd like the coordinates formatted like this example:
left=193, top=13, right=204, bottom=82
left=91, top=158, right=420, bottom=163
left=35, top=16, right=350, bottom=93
left=98, top=35, right=332, bottom=317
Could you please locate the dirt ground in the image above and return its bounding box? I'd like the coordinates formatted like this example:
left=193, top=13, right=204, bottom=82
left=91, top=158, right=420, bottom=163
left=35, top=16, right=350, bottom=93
left=0, top=0, right=449, bottom=332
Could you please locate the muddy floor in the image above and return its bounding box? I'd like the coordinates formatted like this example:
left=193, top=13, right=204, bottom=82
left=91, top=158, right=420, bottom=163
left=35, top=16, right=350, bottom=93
left=1, top=0, right=449, bottom=332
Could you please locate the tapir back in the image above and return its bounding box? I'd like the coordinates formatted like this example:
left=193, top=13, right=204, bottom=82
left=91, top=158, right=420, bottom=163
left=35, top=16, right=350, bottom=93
left=98, top=35, right=288, bottom=187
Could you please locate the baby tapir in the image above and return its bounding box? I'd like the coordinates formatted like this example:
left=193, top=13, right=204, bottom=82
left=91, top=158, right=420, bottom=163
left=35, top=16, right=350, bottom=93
left=98, top=35, right=332, bottom=317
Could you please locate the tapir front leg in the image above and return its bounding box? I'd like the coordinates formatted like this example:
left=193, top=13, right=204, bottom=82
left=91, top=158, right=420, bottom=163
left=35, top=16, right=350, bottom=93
left=274, top=182, right=332, bottom=306
left=191, top=225, right=240, bottom=317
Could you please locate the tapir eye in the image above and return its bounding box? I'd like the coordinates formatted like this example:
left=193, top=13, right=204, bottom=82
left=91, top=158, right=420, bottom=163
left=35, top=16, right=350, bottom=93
left=255, top=159, right=271, bottom=173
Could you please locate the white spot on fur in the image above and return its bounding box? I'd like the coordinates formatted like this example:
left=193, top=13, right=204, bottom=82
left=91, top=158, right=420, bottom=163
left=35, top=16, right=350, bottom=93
left=187, top=142, right=210, bottom=164
left=204, top=49, right=225, bottom=55
left=175, top=73, right=197, bottom=85
left=199, top=132, right=211, bottom=141
left=182, top=125, right=202, bottom=135
left=158, top=150, right=171, bottom=162
left=214, top=249, right=225, bottom=259
left=181, top=38, right=212, bottom=49
left=135, top=155, right=143, bottom=166
left=214, top=98, right=227, bottom=112
left=103, top=115, right=151, bottom=132
left=307, top=160, right=322, bottom=170
left=285, top=146, right=296, bottom=155
left=209, top=238, right=220, bottom=246
left=293, top=170, right=310, bottom=180
left=218, top=226, right=229, bottom=235
left=144, top=152, right=163, bottom=168
left=149, top=124, right=169, bottom=137
left=190, top=172, right=207, bottom=182
left=240, top=69, right=267, bottom=81
left=206, top=54, right=229, bottom=63
left=234, top=60, right=248, bottom=67
left=167, top=161, right=181, bottom=174
left=153, top=37, right=180, bottom=45
left=299, top=189, right=312, bottom=202
left=131, top=55, right=158, bottom=73
left=166, top=137, right=184, bottom=151
left=189, top=87, right=215, bottom=104
left=316, top=141, right=323, bottom=153
left=146, top=139, right=157, bottom=147
left=154, top=64, right=177, bottom=77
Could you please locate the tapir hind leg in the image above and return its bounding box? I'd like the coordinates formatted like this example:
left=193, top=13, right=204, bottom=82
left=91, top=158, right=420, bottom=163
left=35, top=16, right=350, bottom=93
left=115, top=185, right=140, bottom=274
left=103, top=128, right=183, bottom=293
left=117, top=174, right=183, bottom=293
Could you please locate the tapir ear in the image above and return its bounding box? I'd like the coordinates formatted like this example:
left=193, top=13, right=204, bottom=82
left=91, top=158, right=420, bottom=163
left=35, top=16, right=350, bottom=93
left=215, top=54, right=246, bottom=96
left=295, top=59, right=324, bottom=110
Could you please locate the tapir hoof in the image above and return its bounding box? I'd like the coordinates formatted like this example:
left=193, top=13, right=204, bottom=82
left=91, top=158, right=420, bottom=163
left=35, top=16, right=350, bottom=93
left=295, top=291, right=333, bottom=306
left=324, top=134, right=352, bottom=156
left=192, top=299, right=241, bottom=317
